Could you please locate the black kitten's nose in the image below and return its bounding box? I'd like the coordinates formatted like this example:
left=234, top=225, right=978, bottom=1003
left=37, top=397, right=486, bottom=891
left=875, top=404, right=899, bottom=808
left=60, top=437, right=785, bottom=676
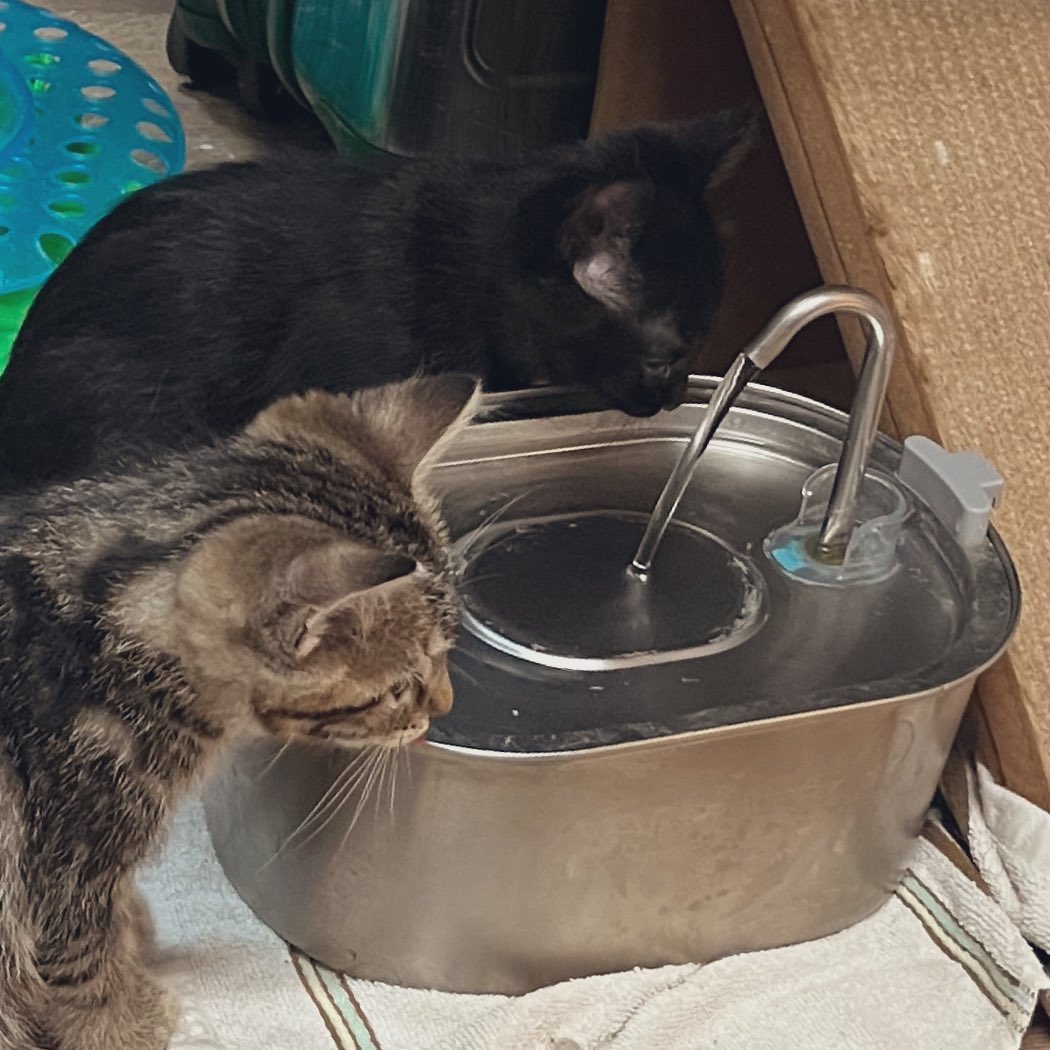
left=641, top=358, right=673, bottom=383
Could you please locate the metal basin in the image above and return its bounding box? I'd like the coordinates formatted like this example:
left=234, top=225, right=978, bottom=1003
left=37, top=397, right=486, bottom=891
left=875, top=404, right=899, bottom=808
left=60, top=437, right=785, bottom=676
left=203, top=379, right=1019, bottom=994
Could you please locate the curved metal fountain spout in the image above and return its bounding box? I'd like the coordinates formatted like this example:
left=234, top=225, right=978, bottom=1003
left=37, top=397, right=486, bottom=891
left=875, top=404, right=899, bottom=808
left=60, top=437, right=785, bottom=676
left=630, top=286, right=896, bottom=576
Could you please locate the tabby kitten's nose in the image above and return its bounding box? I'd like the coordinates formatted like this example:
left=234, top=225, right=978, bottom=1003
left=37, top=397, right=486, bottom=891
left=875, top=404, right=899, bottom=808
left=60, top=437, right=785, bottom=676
left=424, top=664, right=455, bottom=716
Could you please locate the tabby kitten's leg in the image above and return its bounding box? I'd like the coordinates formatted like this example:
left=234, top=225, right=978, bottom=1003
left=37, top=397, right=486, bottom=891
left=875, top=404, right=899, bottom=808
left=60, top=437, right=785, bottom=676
left=38, top=876, right=177, bottom=1050
left=0, top=974, right=48, bottom=1050
left=0, top=765, right=52, bottom=1050
left=125, top=885, right=158, bottom=960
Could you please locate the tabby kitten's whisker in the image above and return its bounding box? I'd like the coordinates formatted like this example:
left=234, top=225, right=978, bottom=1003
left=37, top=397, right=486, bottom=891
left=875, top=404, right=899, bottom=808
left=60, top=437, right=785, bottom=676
left=251, top=737, right=294, bottom=783
left=259, top=767, right=355, bottom=870
left=282, top=746, right=382, bottom=851
left=404, top=738, right=416, bottom=789
left=455, top=570, right=510, bottom=589
left=281, top=759, right=359, bottom=843
left=455, top=489, right=538, bottom=564
left=389, top=747, right=404, bottom=821
left=338, top=748, right=387, bottom=856
left=375, top=748, right=389, bottom=821
left=337, top=751, right=382, bottom=845
left=450, top=659, right=482, bottom=691
left=381, top=747, right=399, bottom=824
left=261, top=751, right=375, bottom=871
left=370, top=748, right=390, bottom=823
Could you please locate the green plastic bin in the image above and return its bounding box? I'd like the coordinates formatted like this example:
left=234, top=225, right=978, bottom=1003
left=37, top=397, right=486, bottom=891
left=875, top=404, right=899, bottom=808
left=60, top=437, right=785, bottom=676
left=167, top=0, right=607, bottom=161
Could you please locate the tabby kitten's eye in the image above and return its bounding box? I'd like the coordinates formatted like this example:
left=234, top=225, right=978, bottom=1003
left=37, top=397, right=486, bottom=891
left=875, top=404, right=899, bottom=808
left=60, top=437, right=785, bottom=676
left=392, top=679, right=416, bottom=704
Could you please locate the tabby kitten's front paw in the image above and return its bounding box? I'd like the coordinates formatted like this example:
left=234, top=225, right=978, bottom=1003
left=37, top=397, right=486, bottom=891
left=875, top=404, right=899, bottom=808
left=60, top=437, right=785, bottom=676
left=50, top=976, right=178, bottom=1050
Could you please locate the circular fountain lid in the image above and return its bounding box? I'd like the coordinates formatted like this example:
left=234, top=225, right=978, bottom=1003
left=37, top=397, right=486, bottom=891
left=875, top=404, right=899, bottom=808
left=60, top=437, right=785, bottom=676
left=457, top=512, right=766, bottom=671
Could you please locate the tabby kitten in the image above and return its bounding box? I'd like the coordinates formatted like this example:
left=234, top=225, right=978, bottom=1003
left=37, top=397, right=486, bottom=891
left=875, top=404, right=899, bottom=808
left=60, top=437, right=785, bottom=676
left=0, top=113, right=749, bottom=491
left=0, top=373, right=477, bottom=1050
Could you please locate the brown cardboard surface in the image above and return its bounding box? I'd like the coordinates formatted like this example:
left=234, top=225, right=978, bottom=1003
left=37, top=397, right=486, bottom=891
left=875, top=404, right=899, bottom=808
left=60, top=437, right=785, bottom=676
left=731, top=0, right=1050, bottom=806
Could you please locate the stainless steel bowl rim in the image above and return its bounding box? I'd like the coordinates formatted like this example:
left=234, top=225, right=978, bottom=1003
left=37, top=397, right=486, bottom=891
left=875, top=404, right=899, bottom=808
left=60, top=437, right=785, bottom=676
left=432, top=376, right=1020, bottom=755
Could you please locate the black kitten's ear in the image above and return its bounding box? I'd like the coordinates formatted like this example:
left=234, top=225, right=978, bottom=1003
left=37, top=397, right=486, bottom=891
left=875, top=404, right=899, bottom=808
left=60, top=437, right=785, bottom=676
left=561, top=180, right=649, bottom=313
left=349, top=373, right=480, bottom=485
left=278, top=541, right=418, bottom=658
left=665, top=107, right=762, bottom=190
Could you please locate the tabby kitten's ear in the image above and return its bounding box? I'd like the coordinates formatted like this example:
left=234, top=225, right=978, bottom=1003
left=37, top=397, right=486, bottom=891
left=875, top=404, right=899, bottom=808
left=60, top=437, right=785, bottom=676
left=348, top=373, right=480, bottom=485
left=277, top=540, right=418, bottom=659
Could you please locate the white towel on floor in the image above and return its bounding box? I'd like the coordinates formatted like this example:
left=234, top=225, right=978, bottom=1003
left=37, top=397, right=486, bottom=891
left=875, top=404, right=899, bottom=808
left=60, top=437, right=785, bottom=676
left=965, top=760, right=1050, bottom=1015
left=967, top=761, right=1050, bottom=949
left=140, top=784, right=1050, bottom=1050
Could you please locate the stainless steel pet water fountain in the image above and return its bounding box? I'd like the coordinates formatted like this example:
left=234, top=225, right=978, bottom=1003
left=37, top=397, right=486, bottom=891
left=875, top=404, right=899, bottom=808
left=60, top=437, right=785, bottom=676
left=203, top=287, right=1019, bottom=994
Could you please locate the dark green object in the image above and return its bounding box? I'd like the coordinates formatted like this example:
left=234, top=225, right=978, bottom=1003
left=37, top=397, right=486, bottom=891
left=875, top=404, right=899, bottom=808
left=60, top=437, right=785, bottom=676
left=167, top=0, right=303, bottom=118
left=167, top=0, right=607, bottom=161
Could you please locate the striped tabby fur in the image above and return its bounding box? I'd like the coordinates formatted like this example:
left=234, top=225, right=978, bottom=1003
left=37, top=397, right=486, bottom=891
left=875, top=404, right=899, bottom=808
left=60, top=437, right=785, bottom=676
left=0, top=374, right=477, bottom=1049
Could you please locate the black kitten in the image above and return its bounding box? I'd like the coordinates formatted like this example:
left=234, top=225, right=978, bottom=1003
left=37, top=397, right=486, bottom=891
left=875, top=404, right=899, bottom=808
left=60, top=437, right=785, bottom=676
left=0, top=114, right=746, bottom=490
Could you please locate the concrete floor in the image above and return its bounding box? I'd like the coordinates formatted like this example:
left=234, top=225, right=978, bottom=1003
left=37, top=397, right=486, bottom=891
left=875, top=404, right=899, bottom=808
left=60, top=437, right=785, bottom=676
left=35, top=0, right=329, bottom=168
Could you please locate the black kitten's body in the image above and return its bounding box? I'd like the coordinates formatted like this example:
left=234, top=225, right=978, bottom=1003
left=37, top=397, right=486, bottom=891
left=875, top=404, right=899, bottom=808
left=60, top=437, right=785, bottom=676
left=0, top=118, right=742, bottom=490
